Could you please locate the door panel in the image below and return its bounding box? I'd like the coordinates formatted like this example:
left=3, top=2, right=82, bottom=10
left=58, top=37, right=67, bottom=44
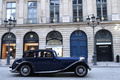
left=70, top=30, right=88, bottom=62
left=97, top=45, right=113, bottom=61
left=35, top=58, right=61, bottom=71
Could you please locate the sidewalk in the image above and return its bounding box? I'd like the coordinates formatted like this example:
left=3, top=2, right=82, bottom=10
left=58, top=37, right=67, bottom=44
left=0, top=59, right=14, bottom=67
left=89, top=62, right=120, bottom=68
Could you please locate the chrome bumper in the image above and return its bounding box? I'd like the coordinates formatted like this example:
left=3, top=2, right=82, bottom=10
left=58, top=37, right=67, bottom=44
left=10, top=70, right=18, bottom=73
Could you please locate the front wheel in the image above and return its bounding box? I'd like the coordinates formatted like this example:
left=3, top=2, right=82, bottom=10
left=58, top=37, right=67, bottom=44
left=19, top=65, right=31, bottom=76
left=74, top=65, right=88, bottom=77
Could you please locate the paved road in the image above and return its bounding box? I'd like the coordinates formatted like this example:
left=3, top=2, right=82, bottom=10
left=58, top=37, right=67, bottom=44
left=0, top=67, right=120, bottom=80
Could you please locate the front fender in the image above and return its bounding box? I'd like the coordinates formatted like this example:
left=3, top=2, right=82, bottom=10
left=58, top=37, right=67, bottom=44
left=11, top=61, right=34, bottom=72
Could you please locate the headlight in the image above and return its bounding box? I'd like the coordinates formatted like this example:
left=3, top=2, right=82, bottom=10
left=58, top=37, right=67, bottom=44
left=79, top=57, right=85, bottom=61
left=16, top=62, right=20, bottom=64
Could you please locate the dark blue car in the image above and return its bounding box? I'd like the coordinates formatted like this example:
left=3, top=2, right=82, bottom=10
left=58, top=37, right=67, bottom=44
left=10, top=49, right=91, bottom=77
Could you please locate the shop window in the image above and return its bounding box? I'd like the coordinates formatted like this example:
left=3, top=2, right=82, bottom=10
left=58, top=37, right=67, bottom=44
left=24, top=32, right=39, bottom=51
left=46, top=31, right=63, bottom=57
left=1, top=33, right=16, bottom=59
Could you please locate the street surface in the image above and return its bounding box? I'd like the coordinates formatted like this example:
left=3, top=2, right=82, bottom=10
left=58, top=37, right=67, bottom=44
left=0, top=67, right=120, bottom=80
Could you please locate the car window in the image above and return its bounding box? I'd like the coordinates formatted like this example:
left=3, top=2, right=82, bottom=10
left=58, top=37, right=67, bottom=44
left=37, top=51, right=53, bottom=58
left=26, top=52, right=36, bottom=58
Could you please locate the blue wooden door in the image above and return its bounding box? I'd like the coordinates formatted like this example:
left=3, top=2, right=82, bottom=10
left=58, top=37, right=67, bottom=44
left=70, top=30, right=88, bottom=62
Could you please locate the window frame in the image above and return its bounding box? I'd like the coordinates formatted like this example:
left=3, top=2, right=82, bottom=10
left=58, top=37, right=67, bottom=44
left=50, top=0, right=60, bottom=23
left=72, top=0, right=83, bottom=22
left=6, top=2, right=16, bottom=20
left=27, top=1, right=37, bottom=24
left=96, top=0, right=108, bottom=21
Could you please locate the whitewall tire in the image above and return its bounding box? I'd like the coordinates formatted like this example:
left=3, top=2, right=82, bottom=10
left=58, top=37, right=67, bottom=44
left=20, top=65, right=31, bottom=76
left=74, top=65, right=88, bottom=77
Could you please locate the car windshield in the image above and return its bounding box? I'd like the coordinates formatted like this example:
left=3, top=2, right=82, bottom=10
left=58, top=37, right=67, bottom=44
left=53, top=51, right=57, bottom=57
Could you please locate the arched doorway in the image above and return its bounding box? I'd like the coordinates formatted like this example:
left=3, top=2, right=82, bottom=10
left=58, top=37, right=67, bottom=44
left=70, top=30, right=88, bottom=62
left=95, top=29, right=113, bottom=61
left=46, top=31, right=63, bottom=57
left=1, top=33, right=16, bottom=59
left=24, top=32, right=39, bottom=51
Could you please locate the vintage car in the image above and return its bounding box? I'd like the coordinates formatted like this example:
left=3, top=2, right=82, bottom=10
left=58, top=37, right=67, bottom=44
left=10, top=49, right=91, bottom=77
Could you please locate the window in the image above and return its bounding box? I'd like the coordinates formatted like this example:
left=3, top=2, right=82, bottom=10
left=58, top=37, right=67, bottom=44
left=46, top=31, right=62, bottom=45
left=28, top=1, right=37, bottom=24
left=26, top=52, right=36, bottom=58
left=46, top=31, right=63, bottom=57
left=37, top=51, right=53, bottom=58
left=6, top=2, right=16, bottom=20
left=2, top=33, right=16, bottom=59
left=72, top=0, right=83, bottom=22
left=96, top=0, right=107, bottom=21
left=50, top=0, right=59, bottom=23
left=24, top=32, right=39, bottom=51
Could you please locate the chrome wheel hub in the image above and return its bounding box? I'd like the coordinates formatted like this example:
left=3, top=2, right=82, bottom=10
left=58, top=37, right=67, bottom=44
left=78, top=68, right=84, bottom=73
left=23, top=68, right=29, bottom=73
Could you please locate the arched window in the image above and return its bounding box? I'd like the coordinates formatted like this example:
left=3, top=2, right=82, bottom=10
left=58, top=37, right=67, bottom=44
left=24, top=32, right=39, bottom=51
left=46, top=31, right=63, bottom=57
left=95, top=29, right=113, bottom=61
left=1, top=33, right=16, bottom=59
left=46, top=31, right=62, bottom=45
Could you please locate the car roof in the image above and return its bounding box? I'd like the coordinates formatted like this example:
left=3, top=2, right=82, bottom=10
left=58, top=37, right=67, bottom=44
left=24, top=49, right=54, bottom=53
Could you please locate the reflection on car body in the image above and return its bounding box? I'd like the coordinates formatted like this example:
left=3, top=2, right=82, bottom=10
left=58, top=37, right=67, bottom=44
left=10, top=49, right=91, bottom=77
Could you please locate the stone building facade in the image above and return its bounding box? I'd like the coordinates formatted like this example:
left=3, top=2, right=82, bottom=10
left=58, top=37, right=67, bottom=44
left=0, top=0, right=120, bottom=63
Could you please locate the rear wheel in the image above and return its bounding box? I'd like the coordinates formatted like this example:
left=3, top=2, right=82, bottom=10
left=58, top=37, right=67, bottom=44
left=74, top=65, right=88, bottom=77
left=19, top=65, right=31, bottom=76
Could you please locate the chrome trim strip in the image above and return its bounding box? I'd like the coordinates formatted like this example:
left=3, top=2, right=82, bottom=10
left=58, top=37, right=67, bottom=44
left=35, top=70, right=61, bottom=73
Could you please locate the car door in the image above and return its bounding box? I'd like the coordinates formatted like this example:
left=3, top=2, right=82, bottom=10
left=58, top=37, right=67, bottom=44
left=24, top=51, right=37, bottom=67
left=35, top=51, right=62, bottom=71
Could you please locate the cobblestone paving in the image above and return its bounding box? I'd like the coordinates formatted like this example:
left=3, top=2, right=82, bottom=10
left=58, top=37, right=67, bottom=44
left=0, top=67, right=120, bottom=80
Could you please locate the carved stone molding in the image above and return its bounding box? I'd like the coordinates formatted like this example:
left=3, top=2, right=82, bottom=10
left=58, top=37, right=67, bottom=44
left=29, top=27, right=33, bottom=31
left=46, top=0, right=48, bottom=3
left=38, top=0, right=40, bottom=3
left=49, top=26, right=56, bottom=31
left=24, top=0, right=27, bottom=3
left=76, top=25, right=81, bottom=30
left=3, top=0, right=6, bottom=4
left=16, top=0, right=19, bottom=4
left=101, top=25, right=105, bottom=29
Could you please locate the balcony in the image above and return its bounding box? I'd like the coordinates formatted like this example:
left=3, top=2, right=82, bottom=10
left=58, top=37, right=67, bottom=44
left=97, top=15, right=112, bottom=21
left=0, top=15, right=120, bottom=25
left=24, top=18, right=39, bottom=24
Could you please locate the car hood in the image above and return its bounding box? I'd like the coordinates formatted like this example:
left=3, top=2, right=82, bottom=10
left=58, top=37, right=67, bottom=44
left=14, top=58, right=23, bottom=63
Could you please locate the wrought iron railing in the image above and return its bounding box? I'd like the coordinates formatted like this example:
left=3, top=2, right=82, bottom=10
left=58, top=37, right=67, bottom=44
left=97, top=15, right=112, bottom=21
left=46, top=17, right=62, bottom=23
left=24, top=18, right=39, bottom=24
left=0, top=15, right=119, bottom=25
left=70, top=16, right=83, bottom=22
